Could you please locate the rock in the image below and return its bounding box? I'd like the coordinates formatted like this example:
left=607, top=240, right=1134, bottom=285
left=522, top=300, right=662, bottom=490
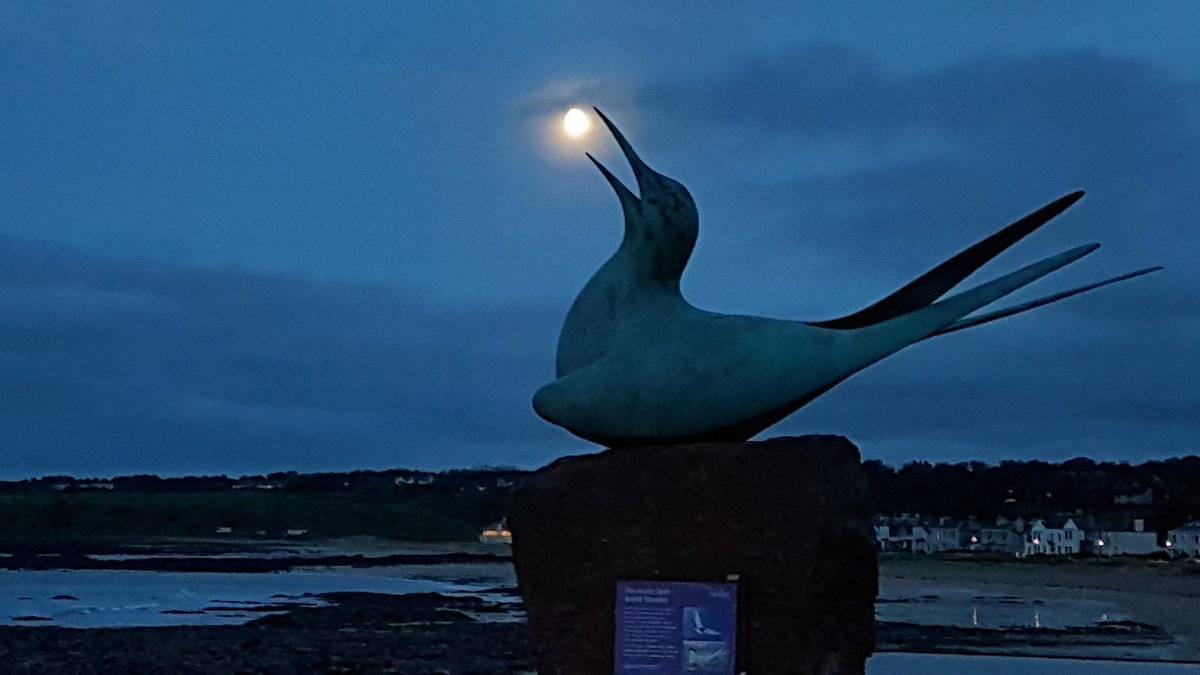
left=508, top=435, right=877, bottom=674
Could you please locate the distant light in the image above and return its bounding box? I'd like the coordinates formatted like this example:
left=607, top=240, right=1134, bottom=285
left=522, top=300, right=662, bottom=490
left=563, top=107, right=591, bottom=138
left=1097, top=539, right=1105, bottom=546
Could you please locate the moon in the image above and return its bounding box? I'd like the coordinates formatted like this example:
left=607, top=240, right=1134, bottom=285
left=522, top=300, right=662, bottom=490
left=563, top=108, right=591, bottom=138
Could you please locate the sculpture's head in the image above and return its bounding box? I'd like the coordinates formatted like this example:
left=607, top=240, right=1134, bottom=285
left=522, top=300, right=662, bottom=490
left=588, top=108, right=698, bottom=283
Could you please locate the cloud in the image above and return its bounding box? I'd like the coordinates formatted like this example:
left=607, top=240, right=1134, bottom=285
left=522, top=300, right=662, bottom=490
left=0, top=236, right=573, bottom=477
left=3, top=39, right=1196, bottom=477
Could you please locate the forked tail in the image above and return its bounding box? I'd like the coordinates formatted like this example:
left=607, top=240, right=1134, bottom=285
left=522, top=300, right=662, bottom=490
left=872, top=244, right=1101, bottom=345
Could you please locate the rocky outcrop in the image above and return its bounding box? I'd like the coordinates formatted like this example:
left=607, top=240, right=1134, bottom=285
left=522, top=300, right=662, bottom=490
left=508, top=435, right=877, bottom=674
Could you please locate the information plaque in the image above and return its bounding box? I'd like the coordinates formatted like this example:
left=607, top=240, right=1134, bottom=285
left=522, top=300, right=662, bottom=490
left=614, top=580, right=737, bottom=674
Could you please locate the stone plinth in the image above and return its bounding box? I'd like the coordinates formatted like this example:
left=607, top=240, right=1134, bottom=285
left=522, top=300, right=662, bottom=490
left=507, top=435, right=877, bottom=674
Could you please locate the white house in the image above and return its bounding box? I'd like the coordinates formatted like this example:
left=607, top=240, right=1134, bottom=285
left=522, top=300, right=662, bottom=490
left=394, top=474, right=437, bottom=486
left=1022, top=518, right=1081, bottom=556
left=875, top=519, right=961, bottom=553
left=923, top=524, right=962, bottom=553
left=1097, top=519, right=1162, bottom=556
left=874, top=524, right=892, bottom=551
left=972, top=526, right=1023, bottom=554
left=1167, top=521, right=1200, bottom=558
left=874, top=519, right=916, bottom=552
left=910, top=525, right=931, bottom=553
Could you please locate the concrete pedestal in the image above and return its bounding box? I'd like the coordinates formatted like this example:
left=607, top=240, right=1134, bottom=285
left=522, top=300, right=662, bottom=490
left=508, top=435, right=877, bottom=674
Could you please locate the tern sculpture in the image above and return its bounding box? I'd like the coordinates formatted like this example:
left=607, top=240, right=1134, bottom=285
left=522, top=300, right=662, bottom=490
left=533, top=108, right=1159, bottom=446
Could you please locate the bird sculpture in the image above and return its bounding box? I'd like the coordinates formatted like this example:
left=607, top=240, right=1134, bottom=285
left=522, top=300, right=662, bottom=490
left=533, top=108, right=1159, bottom=446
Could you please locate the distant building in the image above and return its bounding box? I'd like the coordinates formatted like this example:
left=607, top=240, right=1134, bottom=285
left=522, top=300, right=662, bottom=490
left=396, top=474, right=437, bottom=486
left=874, top=519, right=917, bottom=552
left=1113, top=488, right=1154, bottom=506
left=1022, top=518, right=1081, bottom=556
left=1097, top=519, right=1162, bottom=556
left=972, top=523, right=1023, bottom=555
left=874, top=524, right=893, bottom=551
left=1167, top=521, right=1200, bottom=558
left=874, top=518, right=962, bottom=553
left=286, top=529, right=308, bottom=537
left=921, top=524, right=961, bottom=553
left=479, top=520, right=512, bottom=545
left=215, top=526, right=233, bottom=535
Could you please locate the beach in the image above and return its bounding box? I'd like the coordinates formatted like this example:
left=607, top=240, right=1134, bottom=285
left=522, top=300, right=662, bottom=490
left=878, top=555, right=1200, bottom=661
left=3, top=542, right=1200, bottom=671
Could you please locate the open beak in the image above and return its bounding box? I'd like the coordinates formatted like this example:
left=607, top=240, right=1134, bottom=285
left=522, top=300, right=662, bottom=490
left=587, top=108, right=664, bottom=207
left=586, top=152, right=638, bottom=213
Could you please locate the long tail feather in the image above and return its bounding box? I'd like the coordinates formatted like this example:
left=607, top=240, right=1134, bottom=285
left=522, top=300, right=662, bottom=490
left=932, top=266, right=1162, bottom=336
left=812, top=191, right=1085, bottom=329
left=874, top=243, right=1100, bottom=345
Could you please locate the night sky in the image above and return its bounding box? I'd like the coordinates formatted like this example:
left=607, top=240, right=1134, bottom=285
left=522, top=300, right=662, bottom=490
left=2, top=3, right=1197, bottom=477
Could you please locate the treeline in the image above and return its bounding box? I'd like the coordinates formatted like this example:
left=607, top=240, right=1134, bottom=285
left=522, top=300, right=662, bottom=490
left=0, top=489, right=511, bottom=548
left=6, top=455, right=1200, bottom=543
left=0, top=467, right=529, bottom=495
left=863, top=455, right=1200, bottom=529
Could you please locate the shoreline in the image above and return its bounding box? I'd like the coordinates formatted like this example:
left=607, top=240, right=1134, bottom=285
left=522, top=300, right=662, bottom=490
left=879, top=555, right=1200, bottom=661
left=0, top=550, right=512, bottom=573
left=2, top=590, right=1195, bottom=672
left=5, top=543, right=1200, bottom=666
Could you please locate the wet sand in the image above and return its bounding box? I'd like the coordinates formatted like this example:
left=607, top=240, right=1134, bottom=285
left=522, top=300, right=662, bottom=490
left=879, top=556, right=1200, bottom=661
left=4, top=543, right=1199, bottom=670
left=0, top=592, right=534, bottom=674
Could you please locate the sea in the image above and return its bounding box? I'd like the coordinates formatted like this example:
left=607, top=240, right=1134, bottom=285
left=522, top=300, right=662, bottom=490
left=0, top=566, right=481, bottom=628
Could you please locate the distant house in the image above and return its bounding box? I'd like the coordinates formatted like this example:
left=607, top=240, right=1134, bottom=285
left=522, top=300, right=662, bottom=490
left=1167, top=521, right=1200, bottom=558
left=215, top=526, right=233, bottom=535
left=1113, top=488, right=1154, bottom=506
left=874, top=524, right=893, bottom=551
left=1022, top=518, right=1081, bottom=556
left=874, top=518, right=961, bottom=554
left=910, top=526, right=931, bottom=553
left=873, top=519, right=917, bottom=552
left=973, top=525, right=1023, bottom=555
left=286, top=529, right=308, bottom=537
left=396, top=474, right=436, bottom=486
left=479, top=520, right=512, bottom=545
left=1097, top=519, right=1162, bottom=556
left=921, top=523, right=962, bottom=553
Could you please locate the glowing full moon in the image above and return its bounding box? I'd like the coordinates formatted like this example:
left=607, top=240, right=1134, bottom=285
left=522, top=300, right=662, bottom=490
left=563, top=107, right=591, bottom=138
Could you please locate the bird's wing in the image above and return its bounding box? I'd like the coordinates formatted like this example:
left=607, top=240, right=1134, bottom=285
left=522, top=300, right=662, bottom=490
left=931, top=266, right=1162, bottom=336
left=810, top=191, right=1084, bottom=329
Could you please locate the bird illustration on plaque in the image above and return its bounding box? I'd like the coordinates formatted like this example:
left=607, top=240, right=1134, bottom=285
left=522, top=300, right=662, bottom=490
left=533, top=108, right=1159, bottom=446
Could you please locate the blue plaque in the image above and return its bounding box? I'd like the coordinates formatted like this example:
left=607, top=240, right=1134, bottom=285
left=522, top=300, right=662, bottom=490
left=615, top=580, right=737, bottom=674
